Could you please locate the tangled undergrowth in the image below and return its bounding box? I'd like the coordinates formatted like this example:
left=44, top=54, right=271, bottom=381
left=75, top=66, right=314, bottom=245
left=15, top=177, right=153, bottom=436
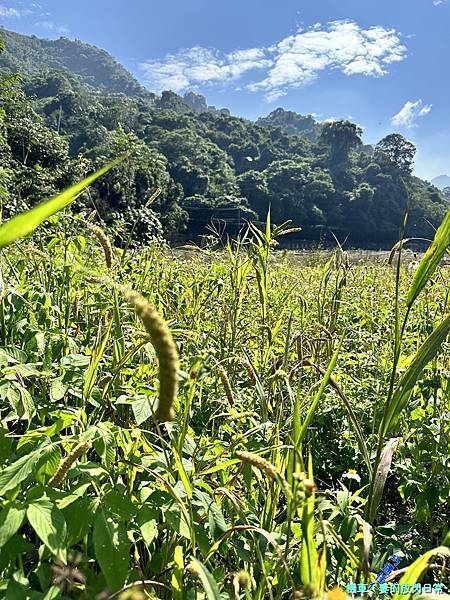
left=0, top=204, right=449, bottom=598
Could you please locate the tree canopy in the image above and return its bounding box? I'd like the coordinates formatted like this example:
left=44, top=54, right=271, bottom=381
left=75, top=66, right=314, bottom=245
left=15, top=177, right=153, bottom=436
left=0, top=29, right=448, bottom=246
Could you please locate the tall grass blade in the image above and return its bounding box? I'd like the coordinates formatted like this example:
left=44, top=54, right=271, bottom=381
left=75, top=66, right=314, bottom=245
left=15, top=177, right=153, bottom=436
left=300, top=453, right=319, bottom=595
left=392, top=546, right=450, bottom=600
left=406, top=208, right=450, bottom=308
left=295, top=335, right=344, bottom=446
left=0, top=156, right=125, bottom=250
left=366, top=437, right=399, bottom=523
left=380, top=313, right=450, bottom=438
left=83, top=318, right=113, bottom=401
left=188, top=558, right=221, bottom=600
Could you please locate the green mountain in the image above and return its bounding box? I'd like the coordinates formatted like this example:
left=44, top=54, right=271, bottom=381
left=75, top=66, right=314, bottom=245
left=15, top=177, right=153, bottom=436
left=0, top=27, right=149, bottom=97
left=1, top=28, right=448, bottom=248
left=257, top=108, right=321, bottom=142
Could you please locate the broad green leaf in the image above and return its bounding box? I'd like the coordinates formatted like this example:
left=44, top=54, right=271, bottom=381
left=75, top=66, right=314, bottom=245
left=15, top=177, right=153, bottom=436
left=102, top=490, right=136, bottom=521
left=193, top=490, right=227, bottom=540
left=136, top=504, right=159, bottom=546
left=64, top=497, right=96, bottom=546
left=381, top=313, right=450, bottom=437
left=0, top=504, right=26, bottom=548
left=43, top=586, right=63, bottom=600
left=406, top=208, right=450, bottom=308
left=188, top=557, right=221, bottom=600
left=392, top=546, right=450, bottom=600
left=93, top=423, right=116, bottom=469
left=35, top=445, right=62, bottom=484
left=0, top=443, right=52, bottom=496
left=0, top=156, right=125, bottom=249
left=93, top=509, right=129, bottom=592
left=49, top=379, right=67, bottom=402
left=166, top=505, right=191, bottom=540
left=132, top=396, right=154, bottom=425
left=27, top=498, right=67, bottom=563
left=19, top=388, right=35, bottom=422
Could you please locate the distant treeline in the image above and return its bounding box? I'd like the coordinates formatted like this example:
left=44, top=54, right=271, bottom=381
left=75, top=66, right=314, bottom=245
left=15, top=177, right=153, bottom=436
left=0, top=28, right=448, bottom=247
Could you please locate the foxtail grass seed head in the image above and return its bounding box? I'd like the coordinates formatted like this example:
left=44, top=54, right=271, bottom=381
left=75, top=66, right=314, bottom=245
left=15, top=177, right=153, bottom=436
left=186, top=561, right=200, bottom=577
left=228, top=410, right=258, bottom=422
left=87, top=223, right=113, bottom=268
left=236, top=450, right=279, bottom=482
left=218, top=365, right=234, bottom=407
left=122, top=288, right=179, bottom=421
left=293, top=472, right=317, bottom=494
left=48, top=442, right=91, bottom=488
left=237, top=571, right=251, bottom=589
left=239, top=356, right=256, bottom=385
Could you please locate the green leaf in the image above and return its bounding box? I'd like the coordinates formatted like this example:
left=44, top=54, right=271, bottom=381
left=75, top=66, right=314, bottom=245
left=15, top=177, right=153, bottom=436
left=131, top=396, right=154, bottom=425
left=50, top=379, right=67, bottom=402
left=173, top=447, right=192, bottom=499
left=172, top=545, right=184, bottom=600
left=83, top=319, right=113, bottom=401
left=0, top=443, right=52, bottom=496
left=35, top=445, right=62, bottom=484
left=64, top=497, right=96, bottom=546
left=19, top=388, right=36, bottom=422
left=93, top=509, right=129, bottom=593
left=0, top=504, right=26, bottom=548
left=392, top=546, right=450, bottom=600
left=27, top=498, right=67, bottom=563
left=188, top=557, right=221, bottom=600
left=166, top=505, right=191, bottom=540
left=0, top=157, right=125, bottom=250
left=136, top=504, right=159, bottom=546
left=300, top=453, right=319, bottom=595
left=406, top=208, right=450, bottom=308
left=381, top=313, right=450, bottom=437
left=296, top=336, right=343, bottom=445
left=93, top=423, right=116, bottom=469
left=103, top=490, right=136, bottom=521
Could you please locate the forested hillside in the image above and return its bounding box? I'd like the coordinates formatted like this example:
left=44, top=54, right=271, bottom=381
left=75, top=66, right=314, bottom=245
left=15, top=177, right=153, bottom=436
left=1, top=28, right=448, bottom=246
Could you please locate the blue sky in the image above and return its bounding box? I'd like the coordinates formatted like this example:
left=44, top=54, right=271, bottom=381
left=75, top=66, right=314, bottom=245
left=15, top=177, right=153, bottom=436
left=1, top=0, right=450, bottom=180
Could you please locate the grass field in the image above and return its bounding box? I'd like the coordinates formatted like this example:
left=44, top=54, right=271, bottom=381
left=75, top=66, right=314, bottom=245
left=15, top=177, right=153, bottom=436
left=0, top=204, right=449, bottom=599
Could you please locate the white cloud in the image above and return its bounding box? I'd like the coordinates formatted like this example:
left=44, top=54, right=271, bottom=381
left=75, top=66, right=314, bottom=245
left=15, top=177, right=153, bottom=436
left=139, top=46, right=271, bottom=93
left=34, top=20, right=69, bottom=35
left=249, top=21, right=406, bottom=98
left=139, top=20, right=407, bottom=101
left=391, top=100, right=432, bottom=128
left=0, top=4, right=31, bottom=17
left=433, top=0, right=445, bottom=5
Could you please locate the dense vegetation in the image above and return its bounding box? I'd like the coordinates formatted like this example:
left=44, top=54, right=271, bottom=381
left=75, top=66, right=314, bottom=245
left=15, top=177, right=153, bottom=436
left=0, top=198, right=449, bottom=597
left=1, top=28, right=448, bottom=246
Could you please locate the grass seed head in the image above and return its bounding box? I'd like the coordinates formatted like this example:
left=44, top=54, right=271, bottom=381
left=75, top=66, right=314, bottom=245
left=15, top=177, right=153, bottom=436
left=236, top=450, right=279, bottom=482
left=48, top=442, right=91, bottom=488
left=238, top=356, right=257, bottom=385
left=87, top=223, right=113, bottom=268
left=218, top=365, right=234, bottom=406
left=122, top=288, right=179, bottom=421
left=237, top=571, right=251, bottom=588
